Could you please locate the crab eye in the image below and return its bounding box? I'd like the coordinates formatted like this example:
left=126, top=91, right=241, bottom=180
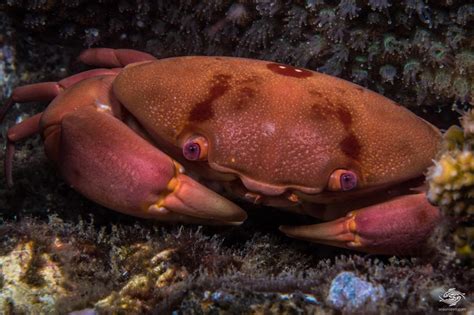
left=328, top=169, right=358, bottom=191
left=183, top=136, right=208, bottom=161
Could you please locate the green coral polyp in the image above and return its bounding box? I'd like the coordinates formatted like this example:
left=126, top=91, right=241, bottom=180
left=2, top=1, right=472, bottom=109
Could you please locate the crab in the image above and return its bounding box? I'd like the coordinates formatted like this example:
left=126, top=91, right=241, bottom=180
left=2, top=48, right=442, bottom=255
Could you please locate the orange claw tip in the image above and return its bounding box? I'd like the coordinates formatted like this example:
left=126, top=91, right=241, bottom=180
left=157, top=174, right=248, bottom=223
left=278, top=216, right=356, bottom=243
left=148, top=205, right=172, bottom=215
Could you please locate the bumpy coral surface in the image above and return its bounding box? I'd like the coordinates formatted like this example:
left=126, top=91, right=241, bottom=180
left=428, top=110, right=474, bottom=262
left=0, top=240, right=68, bottom=314
left=1, top=0, right=473, bottom=110
left=428, top=110, right=474, bottom=217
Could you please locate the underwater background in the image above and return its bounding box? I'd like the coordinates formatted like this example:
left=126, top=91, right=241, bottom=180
left=0, top=0, right=473, bottom=314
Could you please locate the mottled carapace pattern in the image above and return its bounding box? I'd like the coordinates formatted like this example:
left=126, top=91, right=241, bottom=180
left=113, top=57, right=441, bottom=196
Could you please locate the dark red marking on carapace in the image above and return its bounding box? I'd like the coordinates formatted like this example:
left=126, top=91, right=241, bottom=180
left=309, top=89, right=362, bottom=161
left=336, top=107, right=360, bottom=160
left=339, top=134, right=361, bottom=160
left=233, top=86, right=257, bottom=111
left=337, top=107, right=352, bottom=130
left=189, top=74, right=232, bottom=122
left=309, top=99, right=353, bottom=131
left=266, top=63, right=313, bottom=78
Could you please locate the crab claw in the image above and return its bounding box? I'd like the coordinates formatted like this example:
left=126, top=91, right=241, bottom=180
left=147, top=173, right=247, bottom=224
left=279, top=193, right=441, bottom=255
left=32, top=76, right=247, bottom=225
left=55, top=105, right=247, bottom=225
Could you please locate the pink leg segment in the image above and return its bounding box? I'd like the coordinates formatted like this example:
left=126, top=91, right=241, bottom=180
left=58, top=68, right=121, bottom=88
left=2, top=68, right=120, bottom=187
left=1, top=81, right=61, bottom=187
left=0, top=83, right=61, bottom=122
left=78, top=48, right=156, bottom=68
left=280, top=193, right=441, bottom=255
left=0, top=69, right=119, bottom=122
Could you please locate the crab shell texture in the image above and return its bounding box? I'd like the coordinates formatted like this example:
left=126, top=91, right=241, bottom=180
left=113, top=56, right=441, bottom=205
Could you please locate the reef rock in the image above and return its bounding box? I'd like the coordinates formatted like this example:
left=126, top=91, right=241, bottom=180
left=0, top=240, right=70, bottom=314
left=327, top=271, right=386, bottom=311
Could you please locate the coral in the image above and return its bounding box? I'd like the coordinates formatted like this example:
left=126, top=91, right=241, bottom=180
left=428, top=110, right=474, bottom=217
left=338, top=0, right=359, bottom=20
left=0, top=240, right=69, bottom=314
left=427, top=110, right=474, bottom=262
left=452, top=225, right=473, bottom=261
left=94, top=248, right=188, bottom=314
left=0, top=1, right=472, bottom=110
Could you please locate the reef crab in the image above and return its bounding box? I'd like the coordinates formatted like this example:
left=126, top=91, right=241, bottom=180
left=2, top=48, right=442, bottom=255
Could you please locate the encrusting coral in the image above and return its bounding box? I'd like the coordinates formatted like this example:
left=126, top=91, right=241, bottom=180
left=427, top=110, right=474, bottom=262
left=1, top=0, right=473, bottom=110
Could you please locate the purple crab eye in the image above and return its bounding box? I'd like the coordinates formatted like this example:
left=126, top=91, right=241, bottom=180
left=340, top=171, right=357, bottom=191
left=328, top=169, right=358, bottom=191
left=184, top=142, right=200, bottom=160
left=183, top=136, right=208, bottom=161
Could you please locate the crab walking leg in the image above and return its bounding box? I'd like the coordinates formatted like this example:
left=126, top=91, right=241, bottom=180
left=0, top=83, right=60, bottom=122
left=280, top=193, right=441, bottom=255
left=44, top=103, right=246, bottom=225
left=78, top=48, right=156, bottom=68
left=2, top=69, right=122, bottom=186
left=0, top=69, right=120, bottom=122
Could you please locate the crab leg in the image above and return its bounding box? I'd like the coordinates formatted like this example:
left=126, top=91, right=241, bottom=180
left=78, top=48, right=156, bottom=68
left=1, top=69, right=120, bottom=121
left=0, top=83, right=59, bottom=122
left=2, top=69, right=121, bottom=186
left=280, top=193, right=441, bottom=255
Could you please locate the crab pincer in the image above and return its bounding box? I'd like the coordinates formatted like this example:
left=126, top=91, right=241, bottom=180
left=2, top=49, right=246, bottom=225
left=280, top=193, right=441, bottom=254
left=53, top=102, right=246, bottom=225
